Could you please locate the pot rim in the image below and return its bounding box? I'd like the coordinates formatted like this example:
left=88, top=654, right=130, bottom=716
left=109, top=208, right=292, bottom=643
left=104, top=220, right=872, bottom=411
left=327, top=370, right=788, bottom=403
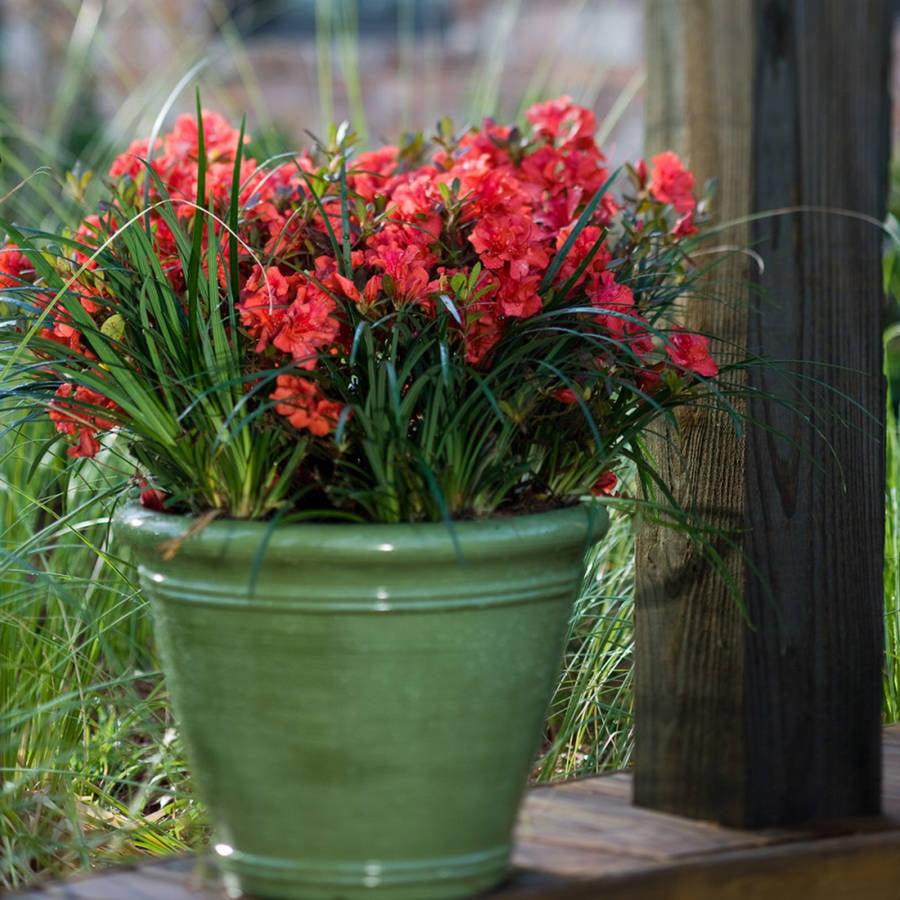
left=113, top=498, right=609, bottom=566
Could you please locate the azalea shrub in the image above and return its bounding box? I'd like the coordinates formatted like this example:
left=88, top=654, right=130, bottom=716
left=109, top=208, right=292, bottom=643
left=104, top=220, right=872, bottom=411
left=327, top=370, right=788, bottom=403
left=1, top=97, right=723, bottom=522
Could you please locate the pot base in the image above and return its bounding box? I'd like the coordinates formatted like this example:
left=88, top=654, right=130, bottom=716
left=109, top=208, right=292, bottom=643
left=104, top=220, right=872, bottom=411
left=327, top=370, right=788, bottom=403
left=218, top=843, right=510, bottom=899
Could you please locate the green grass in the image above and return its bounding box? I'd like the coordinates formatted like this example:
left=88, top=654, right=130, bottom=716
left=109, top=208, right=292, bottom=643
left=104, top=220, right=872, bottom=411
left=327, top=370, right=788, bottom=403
left=883, top=343, right=900, bottom=723
left=0, top=423, right=205, bottom=888
left=537, top=509, right=634, bottom=781
left=885, top=423, right=900, bottom=722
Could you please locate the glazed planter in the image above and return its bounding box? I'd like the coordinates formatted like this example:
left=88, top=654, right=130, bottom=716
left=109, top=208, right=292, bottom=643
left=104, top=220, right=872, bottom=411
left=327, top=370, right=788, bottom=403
left=115, top=501, right=608, bottom=900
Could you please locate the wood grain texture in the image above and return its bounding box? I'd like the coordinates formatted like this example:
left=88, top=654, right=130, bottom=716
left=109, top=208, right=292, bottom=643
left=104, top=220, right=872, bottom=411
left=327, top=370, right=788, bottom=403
left=636, top=0, right=755, bottom=826
left=15, top=726, right=900, bottom=900
left=637, top=0, right=890, bottom=826
left=742, top=0, right=889, bottom=826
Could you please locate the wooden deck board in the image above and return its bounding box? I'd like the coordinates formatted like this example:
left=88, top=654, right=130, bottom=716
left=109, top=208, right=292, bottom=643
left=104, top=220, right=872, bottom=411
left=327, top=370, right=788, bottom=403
left=13, top=725, right=900, bottom=899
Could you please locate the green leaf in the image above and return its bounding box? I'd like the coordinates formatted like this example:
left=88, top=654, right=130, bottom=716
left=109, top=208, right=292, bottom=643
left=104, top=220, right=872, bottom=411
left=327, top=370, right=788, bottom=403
left=100, top=314, right=125, bottom=341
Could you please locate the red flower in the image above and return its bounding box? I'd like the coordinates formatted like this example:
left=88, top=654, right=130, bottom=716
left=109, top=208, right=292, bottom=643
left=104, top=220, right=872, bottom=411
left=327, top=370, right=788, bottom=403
left=623, top=322, right=655, bottom=361
left=590, top=274, right=635, bottom=338
left=271, top=375, right=343, bottom=437
left=632, top=158, right=648, bottom=189
left=164, top=111, right=247, bottom=166
left=649, top=151, right=696, bottom=216
left=386, top=171, right=443, bottom=246
left=636, top=364, right=664, bottom=395
left=49, top=384, right=120, bottom=458
left=495, top=271, right=542, bottom=318
left=666, top=327, right=719, bottom=377
left=238, top=267, right=340, bottom=367
left=469, top=213, right=549, bottom=278
left=0, top=243, right=35, bottom=288
left=553, top=226, right=612, bottom=293
left=525, top=95, right=597, bottom=151
left=108, top=137, right=163, bottom=181
left=367, top=244, right=436, bottom=306
left=673, top=210, right=698, bottom=237
left=140, top=489, right=168, bottom=511
left=449, top=120, right=517, bottom=171
left=40, top=319, right=86, bottom=355
left=590, top=471, right=618, bottom=497
left=238, top=266, right=294, bottom=352
left=446, top=159, right=529, bottom=220
left=348, top=146, right=400, bottom=202
left=553, top=388, right=579, bottom=404
left=271, top=282, right=341, bottom=367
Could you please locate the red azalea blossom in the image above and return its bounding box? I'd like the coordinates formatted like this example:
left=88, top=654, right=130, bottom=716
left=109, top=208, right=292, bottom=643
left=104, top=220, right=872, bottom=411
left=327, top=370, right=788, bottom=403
left=238, top=266, right=341, bottom=367
left=649, top=151, right=696, bottom=216
left=0, top=243, right=35, bottom=288
left=590, top=275, right=636, bottom=338
left=449, top=120, right=517, bottom=171
left=164, top=111, right=247, bottom=166
left=367, top=244, right=437, bottom=305
left=271, top=374, right=343, bottom=437
left=666, top=327, right=719, bottom=377
left=349, top=146, right=400, bottom=202
left=553, top=388, right=580, bottom=404
left=273, top=282, right=341, bottom=366
left=140, top=488, right=169, bottom=511
left=468, top=213, right=549, bottom=278
left=447, top=159, right=530, bottom=220
left=108, top=136, right=164, bottom=180
left=495, top=271, right=542, bottom=318
left=11, top=97, right=715, bottom=501
left=623, top=321, right=656, bottom=360
left=40, top=319, right=86, bottom=355
left=673, top=210, right=698, bottom=237
left=633, top=158, right=648, bottom=188
left=385, top=172, right=444, bottom=247
left=590, top=471, right=619, bottom=497
left=525, top=95, right=598, bottom=151
left=636, top=364, right=664, bottom=394
left=49, top=384, right=121, bottom=458
left=554, top=225, right=612, bottom=293
left=238, top=266, right=294, bottom=351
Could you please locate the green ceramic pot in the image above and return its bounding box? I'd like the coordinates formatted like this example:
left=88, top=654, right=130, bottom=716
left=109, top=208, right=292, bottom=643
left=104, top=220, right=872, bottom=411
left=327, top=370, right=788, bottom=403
left=114, top=502, right=608, bottom=900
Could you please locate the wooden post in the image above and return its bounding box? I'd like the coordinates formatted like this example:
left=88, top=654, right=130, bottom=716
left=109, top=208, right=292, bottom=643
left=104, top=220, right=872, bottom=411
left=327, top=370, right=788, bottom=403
left=636, top=0, right=890, bottom=827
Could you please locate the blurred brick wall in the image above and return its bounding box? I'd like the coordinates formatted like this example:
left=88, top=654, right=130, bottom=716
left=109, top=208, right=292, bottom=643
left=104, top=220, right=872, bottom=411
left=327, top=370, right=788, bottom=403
left=0, top=0, right=644, bottom=164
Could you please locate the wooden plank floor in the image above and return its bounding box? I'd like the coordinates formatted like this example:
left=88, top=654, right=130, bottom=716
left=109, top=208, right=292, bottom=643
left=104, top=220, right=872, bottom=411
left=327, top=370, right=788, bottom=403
left=14, top=725, right=900, bottom=899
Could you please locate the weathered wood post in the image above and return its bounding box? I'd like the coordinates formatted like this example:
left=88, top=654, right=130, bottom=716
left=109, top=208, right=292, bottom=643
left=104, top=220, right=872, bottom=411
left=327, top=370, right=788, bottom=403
left=635, top=0, right=890, bottom=827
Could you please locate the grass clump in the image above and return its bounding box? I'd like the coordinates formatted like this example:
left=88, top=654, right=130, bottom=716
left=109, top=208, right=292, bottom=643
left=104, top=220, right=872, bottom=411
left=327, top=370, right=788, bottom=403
left=0, top=428, right=204, bottom=888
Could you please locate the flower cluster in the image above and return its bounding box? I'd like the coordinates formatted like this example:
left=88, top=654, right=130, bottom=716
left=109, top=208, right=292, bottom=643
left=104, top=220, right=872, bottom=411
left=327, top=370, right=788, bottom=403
left=2, top=97, right=718, bottom=520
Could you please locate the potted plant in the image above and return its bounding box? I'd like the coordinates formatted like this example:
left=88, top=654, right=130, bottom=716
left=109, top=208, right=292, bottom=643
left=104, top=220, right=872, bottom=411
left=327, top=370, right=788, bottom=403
left=1, top=97, right=725, bottom=899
